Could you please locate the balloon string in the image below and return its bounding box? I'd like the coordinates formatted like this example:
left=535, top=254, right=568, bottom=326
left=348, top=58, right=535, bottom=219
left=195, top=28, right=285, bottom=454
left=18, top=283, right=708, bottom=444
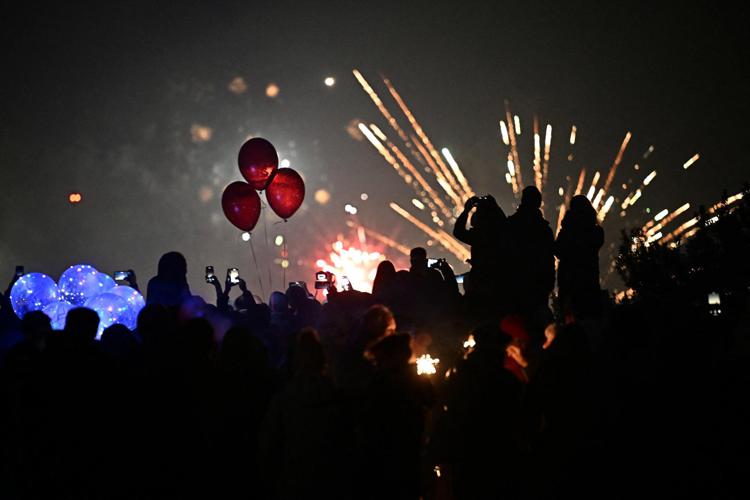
left=249, top=237, right=265, bottom=300
left=283, top=235, right=287, bottom=288
left=263, top=208, right=271, bottom=293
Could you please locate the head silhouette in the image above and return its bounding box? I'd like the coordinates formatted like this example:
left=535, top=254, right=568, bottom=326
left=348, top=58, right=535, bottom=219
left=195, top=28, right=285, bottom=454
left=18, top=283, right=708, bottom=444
left=565, top=194, right=598, bottom=226
left=361, top=304, right=396, bottom=346
left=368, top=333, right=412, bottom=371
left=520, top=186, right=542, bottom=210
left=373, top=260, right=396, bottom=295
left=157, top=251, right=188, bottom=283
left=285, top=284, right=308, bottom=309
left=21, top=310, right=52, bottom=341
left=472, top=195, right=506, bottom=229
left=269, top=291, right=289, bottom=313
left=410, top=247, right=428, bottom=271
left=472, top=322, right=512, bottom=356
left=64, top=307, right=101, bottom=341
left=289, top=328, right=326, bottom=375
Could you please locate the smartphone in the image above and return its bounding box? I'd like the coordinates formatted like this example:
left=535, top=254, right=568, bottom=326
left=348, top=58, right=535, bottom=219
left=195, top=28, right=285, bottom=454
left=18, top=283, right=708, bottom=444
left=707, top=292, right=721, bottom=316
left=205, top=266, right=215, bottom=283
left=114, top=270, right=130, bottom=281
left=315, top=271, right=332, bottom=290
left=427, top=258, right=438, bottom=267
left=227, top=267, right=240, bottom=284
left=15, top=265, right=24, bottom=278
left=455, top=273, right=465, bottom=284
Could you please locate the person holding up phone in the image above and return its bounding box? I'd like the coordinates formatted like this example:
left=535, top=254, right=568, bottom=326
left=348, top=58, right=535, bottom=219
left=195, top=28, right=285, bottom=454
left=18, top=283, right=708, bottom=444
left=206, top=266, right=254, bottom=312
left=114, top=269, right=139, bottom=291
left=146, top=252, right=191, bottom=307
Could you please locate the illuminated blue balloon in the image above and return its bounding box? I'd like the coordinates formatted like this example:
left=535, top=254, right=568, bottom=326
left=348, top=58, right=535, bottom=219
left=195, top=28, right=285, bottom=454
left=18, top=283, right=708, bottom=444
left=58, top=265, right=115, bottom=306
left=108, top=285, right=145, bottom=324
left=84, top=292, right=133, bottom=339
left=96, top=272, right=117, bottom=291
left=10, top=273, right=60, bottom=318
left=42, top=301, right=75, bottom=330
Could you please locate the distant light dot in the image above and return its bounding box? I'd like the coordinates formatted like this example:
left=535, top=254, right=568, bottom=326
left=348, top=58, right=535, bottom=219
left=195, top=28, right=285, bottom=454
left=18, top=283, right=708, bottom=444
left=344, top=204, right=358, bottom=215
left=68, top=193, right=82, bottom=203
left=198, top=186, right=214, bottom=203
left=324, top=77, right=335, bottom=87
left=314, top=189, right=331, bottom=205
left=360, top=193, right=368, bottom=201
left=646, top=208, right=651, bottom=214
left=274, top=235, right=284, bottom=246
left=558, top=187, right=564, bottom=197
left=281, top=259, right=290, bottom=269
left=228, top=76, right=248, bottom=94
left=266, top=83, right=280, bottom=98
left=190, top=124, right=213, bottom=143
left=241, top=232, right=251, bottom=241
left=280, top=159, right=290, bottom=168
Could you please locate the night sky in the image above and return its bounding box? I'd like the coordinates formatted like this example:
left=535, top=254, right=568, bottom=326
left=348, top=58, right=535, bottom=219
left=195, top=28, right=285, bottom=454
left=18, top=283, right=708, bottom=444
left=2, top=1, right=748, bottom=295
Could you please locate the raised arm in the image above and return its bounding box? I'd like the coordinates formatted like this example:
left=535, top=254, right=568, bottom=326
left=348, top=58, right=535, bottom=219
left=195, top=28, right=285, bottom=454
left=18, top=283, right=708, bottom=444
left=453, top=196, right=480, bottom=244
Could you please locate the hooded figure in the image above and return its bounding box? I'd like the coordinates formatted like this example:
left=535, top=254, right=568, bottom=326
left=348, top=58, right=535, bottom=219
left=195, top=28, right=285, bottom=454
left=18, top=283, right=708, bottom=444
left=554, top=195, right=604, bottom=317
left=146, top=252, right=191, bottom=307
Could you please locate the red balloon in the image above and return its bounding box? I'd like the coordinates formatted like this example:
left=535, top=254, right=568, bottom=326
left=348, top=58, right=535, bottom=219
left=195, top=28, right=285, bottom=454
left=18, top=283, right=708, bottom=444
left=221, top=181, right=262, bottom=231
left=266, top=168, right=305, bottom=220
left=238, top=137, right=278, bottom=190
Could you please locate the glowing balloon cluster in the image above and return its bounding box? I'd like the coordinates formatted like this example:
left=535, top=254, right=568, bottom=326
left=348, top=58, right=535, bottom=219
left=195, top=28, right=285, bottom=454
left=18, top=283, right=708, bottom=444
left=85, top=292, right=134, bottom=338
left=9, top=273, right=59, bottom=318
left=59, top=265, right=116, bottom=306
left=9, top=264, right=145, bottom=338
left=222, top=137, right=306, bottom=231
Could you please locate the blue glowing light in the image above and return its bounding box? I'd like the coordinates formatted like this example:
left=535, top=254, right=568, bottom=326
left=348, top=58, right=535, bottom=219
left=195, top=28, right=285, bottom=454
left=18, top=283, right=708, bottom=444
left=10, top=273, right=60, bottom=318
left=84, top=292, right=133, bottom=339
left=58, top=265, right=116, bottom=306
left=42, top=301, right=75, bottom=330
left=108, top=285, right=145, bottom=326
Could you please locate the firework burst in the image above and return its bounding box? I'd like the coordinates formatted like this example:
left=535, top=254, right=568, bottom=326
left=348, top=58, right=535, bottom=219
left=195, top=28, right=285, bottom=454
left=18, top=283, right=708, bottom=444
left=351, top=69, right=707, bottom=284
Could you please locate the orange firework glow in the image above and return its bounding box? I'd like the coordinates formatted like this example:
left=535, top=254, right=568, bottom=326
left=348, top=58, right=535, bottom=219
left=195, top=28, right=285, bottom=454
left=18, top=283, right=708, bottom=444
left=314, top=239, right=392, bottom=293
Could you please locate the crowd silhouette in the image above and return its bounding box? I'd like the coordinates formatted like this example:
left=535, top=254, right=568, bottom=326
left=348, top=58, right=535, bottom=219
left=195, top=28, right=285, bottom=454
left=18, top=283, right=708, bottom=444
left=1, top=187, right=748, bottom=499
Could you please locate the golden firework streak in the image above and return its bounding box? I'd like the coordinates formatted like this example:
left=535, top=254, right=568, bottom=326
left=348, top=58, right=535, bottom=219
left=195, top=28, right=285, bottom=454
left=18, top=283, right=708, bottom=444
left=504, top=101, right=524, bottom=192
left=382, top=77, right=466, bottom=200
left=533, top=117, right=543, bottom=192
left=603, top=132, right=632, bottom=196
left=389, top=203, right=470, bottom=262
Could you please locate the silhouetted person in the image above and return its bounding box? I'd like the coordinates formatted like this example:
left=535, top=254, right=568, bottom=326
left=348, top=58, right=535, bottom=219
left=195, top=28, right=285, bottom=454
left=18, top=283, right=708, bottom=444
left=329, top=304, right=396, bottom=398
left=454, top=194, right=508, bottom=318
left=507, top=186, right=555, bottom=319
left=100, top=323, right=140, bottom=371
left=260, top=329, right=352, bottom=499
left=408, top=247, right=450, bottom=324
left=372, top=260, right=397, bottom=302
left=409, top=247, right=444, bottom=285
left=0, top=311, right=53, bottom=496
left=435, top=323, right=523, bottom=499
left=63, top=306, right=100, bottom=342
left=214, top=326, right=274, bottom=498
left=286, top=283, right=322, bottom=331
left=146, top=251, right=191, bottom=307
left=555, top=195, right=604, bottom=318
left=359, top=333, right=434, bottom=500
left=526, top=322, right=594, bottom=499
